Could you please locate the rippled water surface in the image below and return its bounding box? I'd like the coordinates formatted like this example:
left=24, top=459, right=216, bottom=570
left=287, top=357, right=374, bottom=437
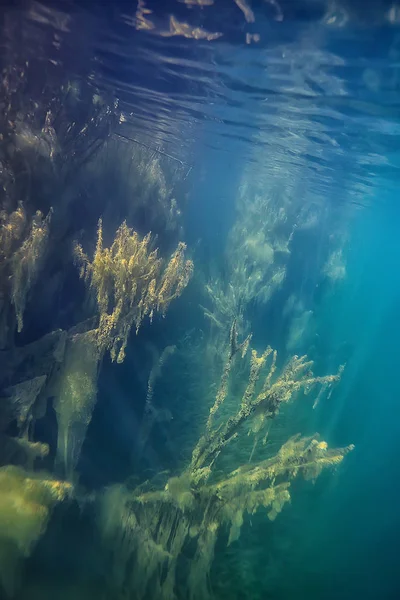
left=7, top=0, right=400, bottom=202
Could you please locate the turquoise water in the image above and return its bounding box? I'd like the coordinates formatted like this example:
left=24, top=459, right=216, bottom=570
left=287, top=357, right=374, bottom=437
left=0, top=1, right=400, bottom=598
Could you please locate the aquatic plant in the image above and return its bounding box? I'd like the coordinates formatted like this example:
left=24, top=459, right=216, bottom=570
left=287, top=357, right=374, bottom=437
left=98, top=322, right=353, bottom=600
left=10, top=209, right=52, bottom=333
left=0, top=204, right=52, bottom=339
left=51, top=221, right=192, bottom=479
left=75, top=219, right=193, bottom=363
left=0, top=466, right=72, bottom=597
left=202, top=177, right=297, bottom=342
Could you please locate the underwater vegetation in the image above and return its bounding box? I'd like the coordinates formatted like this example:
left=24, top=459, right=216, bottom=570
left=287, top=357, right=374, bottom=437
left=74, top=218, right=193, bottom=364
left=0, top=466, right=72, bottom=596
left=53, top=218, right=192, bottom=480
left=98, top=321, right=353, bottom=600
left=0, top=204, right=52, bottom=341
left=0, top=17, right=355, bottom=600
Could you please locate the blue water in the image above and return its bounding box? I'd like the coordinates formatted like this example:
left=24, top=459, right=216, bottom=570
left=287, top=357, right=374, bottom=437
left=1, top=0, right=400, bottom=599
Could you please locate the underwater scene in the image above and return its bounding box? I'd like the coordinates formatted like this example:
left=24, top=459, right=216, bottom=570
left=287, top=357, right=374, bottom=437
left=1, top=0, right=400, bottom=598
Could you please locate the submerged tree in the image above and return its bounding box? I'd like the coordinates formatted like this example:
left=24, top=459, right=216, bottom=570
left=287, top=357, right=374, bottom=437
left=52, top=325, right=100, bottom=481
left=52, top=220, right=193, bottom=479
left=75, top=218, right=193, bottom=363
left=202, top=174, right=297, bottom=337
left=98, top=321, right=353, bottom=600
